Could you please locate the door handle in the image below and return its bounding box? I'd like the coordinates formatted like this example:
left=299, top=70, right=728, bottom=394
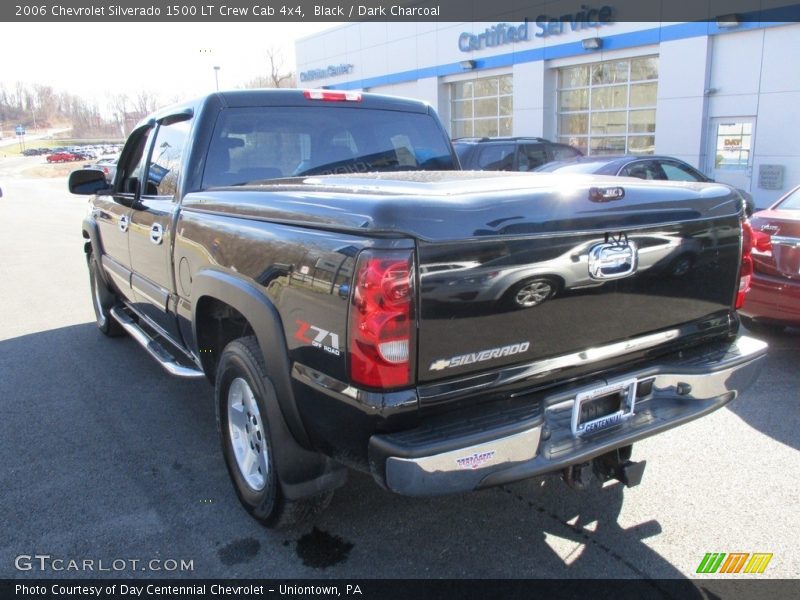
left=150, top=223, right=164, bottom=245
left=119, top=215, right=129, bottom=233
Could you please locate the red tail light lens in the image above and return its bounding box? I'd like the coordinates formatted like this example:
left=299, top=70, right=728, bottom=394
left=349, top=249, right=415, bottom=389
left=751, top=229, right=773, bottom=254
left=736, top=221, right=754, bottom=309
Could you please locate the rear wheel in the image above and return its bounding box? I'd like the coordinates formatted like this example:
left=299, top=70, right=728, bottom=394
left=216, top=336, right=332, bottom=528
left=88, top=253, right=123, bottom=337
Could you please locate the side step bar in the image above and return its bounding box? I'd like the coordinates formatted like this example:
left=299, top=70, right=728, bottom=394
left=110, top=306, right=206, bottom=379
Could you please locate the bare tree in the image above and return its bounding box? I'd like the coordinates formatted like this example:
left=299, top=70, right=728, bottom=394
left=108, top=93, right=130, bottom=136
left=240, top=48, right=296, bottom=90
left=134, top=90, right=158, bottom=115
left=266, top=47, right=295, bottom=88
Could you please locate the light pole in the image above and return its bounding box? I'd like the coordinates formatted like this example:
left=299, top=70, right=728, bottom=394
left=213, top=66, right=221, bottom=91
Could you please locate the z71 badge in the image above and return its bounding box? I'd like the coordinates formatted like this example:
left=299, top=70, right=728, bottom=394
left=295, top=320, right=341, bottom=356
left=429, top=341, right=530, bottom=371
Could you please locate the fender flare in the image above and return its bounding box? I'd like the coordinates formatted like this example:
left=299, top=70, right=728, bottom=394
left=191, top=268, right=344, bottom=498
left=82, top=217, right=112, bottom=289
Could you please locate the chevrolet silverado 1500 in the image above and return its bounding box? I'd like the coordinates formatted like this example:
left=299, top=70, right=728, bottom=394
left=69, top=89, right=766, bottom=527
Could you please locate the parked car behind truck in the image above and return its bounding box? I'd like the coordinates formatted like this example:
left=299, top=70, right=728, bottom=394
left=69, top=90, right=766, bottom=527
left=740, top=184, right=800, bottom=330
left=536, top=154, right=756, bottom=215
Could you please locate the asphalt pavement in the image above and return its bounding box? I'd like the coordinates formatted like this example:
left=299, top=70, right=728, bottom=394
left=0, top=157, right=798, bottom=587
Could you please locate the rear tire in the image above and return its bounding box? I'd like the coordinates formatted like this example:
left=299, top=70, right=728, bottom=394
left=88, top=253, right=123, bottom=337
left=216, top=336, right=332, bottom=528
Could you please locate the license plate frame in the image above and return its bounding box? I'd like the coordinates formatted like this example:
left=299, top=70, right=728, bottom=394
left=571, top=378, right=638, bottom=437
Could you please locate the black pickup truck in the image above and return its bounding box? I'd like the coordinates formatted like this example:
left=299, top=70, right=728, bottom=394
left=69, top=89, right=766, bottom=527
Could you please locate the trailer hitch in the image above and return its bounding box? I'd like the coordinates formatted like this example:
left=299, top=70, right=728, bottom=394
left=563, top=446, right=646, bottom=490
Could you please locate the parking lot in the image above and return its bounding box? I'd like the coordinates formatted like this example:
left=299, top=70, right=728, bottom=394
left=0, top=158, right=798, bottom=585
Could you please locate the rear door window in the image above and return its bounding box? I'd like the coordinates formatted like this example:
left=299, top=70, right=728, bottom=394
left=519, top=144, right=548, bottom=171
left=476, top=144, right=515, bottom=170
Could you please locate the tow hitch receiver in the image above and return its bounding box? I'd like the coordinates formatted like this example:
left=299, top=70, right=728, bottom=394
left=563, top=446, right=646, bottom=489
left=618, top=459, right=646, bottom=488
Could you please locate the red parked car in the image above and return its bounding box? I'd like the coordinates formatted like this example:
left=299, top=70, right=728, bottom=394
left=46, top=151, right=79, bottom=163
left=740, top=184, right=800, bottom=330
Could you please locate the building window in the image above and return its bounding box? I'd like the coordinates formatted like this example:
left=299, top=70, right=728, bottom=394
left=557, top=56, right=658, bottom=155
left=451, top=75, right=513, bottom=138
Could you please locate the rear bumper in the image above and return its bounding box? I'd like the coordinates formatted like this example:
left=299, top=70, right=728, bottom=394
left=368, top=335, right=767, bottom=496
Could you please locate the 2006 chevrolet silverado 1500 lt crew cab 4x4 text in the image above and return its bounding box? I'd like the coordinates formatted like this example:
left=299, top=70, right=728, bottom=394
left=69, top=89, right=766, bottom=527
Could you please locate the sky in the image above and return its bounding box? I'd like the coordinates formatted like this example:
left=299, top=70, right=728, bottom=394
left=0, top=21, right=340, bottom=114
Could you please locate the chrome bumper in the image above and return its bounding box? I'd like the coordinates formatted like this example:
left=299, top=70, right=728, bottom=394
left=370, top=335, right=767, bottom=496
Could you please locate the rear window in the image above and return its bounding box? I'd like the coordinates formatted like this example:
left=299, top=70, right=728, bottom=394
left=777, top=187, right=800, bottom=210
left=203, top=106, right=455, bottom=188
left=550, top=145, right=582, bottom=161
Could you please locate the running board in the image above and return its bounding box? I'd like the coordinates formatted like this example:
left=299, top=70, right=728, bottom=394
left=110, top=306, right=206, bottom=379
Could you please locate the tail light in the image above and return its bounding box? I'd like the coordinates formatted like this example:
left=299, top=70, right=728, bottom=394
left=349, top=249, right=415, bottom=389
left=736, top=221, right=754, bottom=309
left=751, top=229, right=773, bottom=254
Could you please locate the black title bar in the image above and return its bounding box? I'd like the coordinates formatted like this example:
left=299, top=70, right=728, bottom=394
left=5, top=579, right=800, bottom=600
left=3, top=0, right=800, bottom=22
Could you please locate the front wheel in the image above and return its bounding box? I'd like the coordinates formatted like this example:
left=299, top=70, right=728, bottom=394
left=216, top=336, right=332, bottom=528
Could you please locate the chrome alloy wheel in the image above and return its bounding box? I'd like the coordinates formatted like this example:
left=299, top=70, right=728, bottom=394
left=514, top=280, right=553, bottom=307
left=227, top=377, right=269, bottom=491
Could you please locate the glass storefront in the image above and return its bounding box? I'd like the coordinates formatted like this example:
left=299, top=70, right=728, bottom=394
left=557, top=56, right=658, bottom=155
left=451, top=74, right=513, bottom=138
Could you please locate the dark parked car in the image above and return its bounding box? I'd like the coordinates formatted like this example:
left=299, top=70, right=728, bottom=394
left=740, top=184, right=800, bottom=331
left=536, top=154, right=755, bottom=215
left=453, top=136, right=582, bottom=172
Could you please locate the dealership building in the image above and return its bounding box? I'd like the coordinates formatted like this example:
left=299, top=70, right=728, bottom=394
left=296, top=15, right=800, bottom=208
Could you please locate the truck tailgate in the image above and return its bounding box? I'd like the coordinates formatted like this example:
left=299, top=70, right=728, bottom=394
left=416, top=177, right=743, bottom=387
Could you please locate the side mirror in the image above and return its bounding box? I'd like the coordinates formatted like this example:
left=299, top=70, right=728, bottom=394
left=69, top=169, right=109, bottom=195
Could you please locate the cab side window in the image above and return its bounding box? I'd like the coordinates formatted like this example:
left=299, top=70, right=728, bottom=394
left=145, top=119, right=191, bottom=198
left=116, top=128, right=154, bottom=197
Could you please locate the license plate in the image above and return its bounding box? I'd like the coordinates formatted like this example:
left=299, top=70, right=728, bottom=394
left=571, top=378, right=638, bottom=437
